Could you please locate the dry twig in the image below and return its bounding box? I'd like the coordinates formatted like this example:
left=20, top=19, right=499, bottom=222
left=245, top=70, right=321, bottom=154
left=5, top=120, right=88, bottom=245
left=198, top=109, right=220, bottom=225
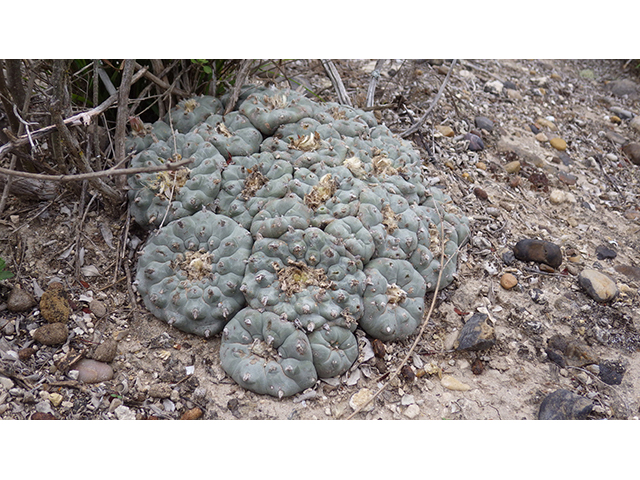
left=400, top=59, right=457, bottom=138
left=321, top=60, right=352, bottom=107
left=0, top=67, right=148, bottom=161
left=0, top=156, right=193, bottom=183
left=366, top=59, right=386, bottom=108
left=223, top=59, right=255, bottom=115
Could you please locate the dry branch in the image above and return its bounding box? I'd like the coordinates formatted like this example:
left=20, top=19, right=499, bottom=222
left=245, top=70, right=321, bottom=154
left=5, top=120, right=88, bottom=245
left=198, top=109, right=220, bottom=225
left=366, top=59, right=386, bottom=108
left=223, top=59, right=254, bottom=115
left=134, top=61, right=189, bottom=98
left=321, top=60, right=352, bottom=107
left=0, top=67, right=148, bottom=161
left=400, top=59, right=457, bottom=138
left=0, top=156, right=193, bottom=183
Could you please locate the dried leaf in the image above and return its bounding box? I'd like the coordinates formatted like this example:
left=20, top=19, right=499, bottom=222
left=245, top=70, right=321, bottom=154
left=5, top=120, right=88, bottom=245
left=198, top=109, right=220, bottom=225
left=81, top=265, right=101, bottom=277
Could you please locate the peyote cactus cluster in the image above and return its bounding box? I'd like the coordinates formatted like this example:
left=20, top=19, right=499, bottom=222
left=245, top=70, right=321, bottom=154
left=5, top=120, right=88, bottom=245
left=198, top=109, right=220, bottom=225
left=131, top=86, right=469, bottom=398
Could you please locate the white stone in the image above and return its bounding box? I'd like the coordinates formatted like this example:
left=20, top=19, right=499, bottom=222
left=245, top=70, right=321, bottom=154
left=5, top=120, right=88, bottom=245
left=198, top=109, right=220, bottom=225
left=550, top=189, right=566, bottom=204
left=404, top=404, right=420, bottom=419
left=0, top=376, right=14, bottom=390
left=115, top=405, right=136, bottom=420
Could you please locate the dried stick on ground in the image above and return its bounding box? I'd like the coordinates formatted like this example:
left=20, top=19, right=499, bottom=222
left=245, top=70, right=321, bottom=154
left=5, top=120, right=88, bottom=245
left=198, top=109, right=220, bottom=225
left=321, top=60, right=353, bottom=107
left=223, top=59, right=255, bottom=115
left=400, top=59, right=457, bottom=138
left=346, top=202, right=449, bottom=419
left=366, top=59, right=386, bottom=108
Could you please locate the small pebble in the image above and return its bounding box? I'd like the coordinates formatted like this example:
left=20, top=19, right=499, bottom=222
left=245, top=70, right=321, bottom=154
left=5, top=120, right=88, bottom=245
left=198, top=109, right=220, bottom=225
left=578, top=269, right=618, bottom=303
left=506, top=89, right=523, bottom=100
left=500, top=273, right=518, bottom=290
left=403, top=404, right=420, bottom=419
left=49, top=392, right=63, bottom=407
left=31, top=412, right=57, bottom=420
left=473, top=187, right=488, bottom=201
left=33, top=323, right=69, bottom=346
left=436, top=125, right=455, bottom=137
left=7, top=286, right=37, bottom=312
left=546, top=334, right=599, bottom=368
left=621, top=142, right=640, bottom=165
left=604, top=130, right=627, bottom=145
left=610, top=106, right=633, bottom=119
left=181, top=407, right=204, bottom=420
left=349, top=388, right=374, bottom=412
left=609, top=115, right=622, bottom=124
left=549, top=137, right=567, bottom=151
left=39, top=282, right=71, bottom=323
left=484, top=80, right=503, bottom=95
left=629, top=116, right=640, bottom=133
left=535, top=132, right=548, bottom=142
left=606, top=78, right=639, bottom=98
left=474, top=116, right=494, bottom=132
left=598, top=360, right=625, bottom=385
left=503, top=80, right=517, bottom=90
left=579, top=69, right=595, bottom=79
left=18, top=347, right=36, bottom=361
left=148, top=383, right=173, bottom=399
left=538, top=389, right=593, bottom=420
left=114, top=404, right=136, bottom=420
left=536, top=117, right=557, bottom=131
left=471, top=358, right=484, bottom=375
left=465, top=133, right=484, bottom=151
left=92, top=338, right=118, bottom=363
left=595, top=245, right=617, bottom=260
left=504, top=160, right=521, bottom=174
left=456, top=313, right=496, bottom=351
left=72, top=358, right=114, bottom=383
left=89, top=299, right=107, bottom=318
left=513, top=238, right=563, bottom=268
left=557, top=172, right=577, bottom=185
left=440, top=374, right=471, bottom=392
left=549, top=189, right=566, bottom=204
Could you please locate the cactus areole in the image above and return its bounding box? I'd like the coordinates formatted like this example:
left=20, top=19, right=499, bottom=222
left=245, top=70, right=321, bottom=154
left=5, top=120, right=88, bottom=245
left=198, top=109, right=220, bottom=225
left=130, top=86, right=469, bottom=398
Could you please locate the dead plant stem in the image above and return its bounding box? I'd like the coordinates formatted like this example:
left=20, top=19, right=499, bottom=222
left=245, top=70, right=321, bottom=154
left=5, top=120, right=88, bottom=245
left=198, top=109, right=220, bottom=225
left=400, top=59, right=457, bottom=138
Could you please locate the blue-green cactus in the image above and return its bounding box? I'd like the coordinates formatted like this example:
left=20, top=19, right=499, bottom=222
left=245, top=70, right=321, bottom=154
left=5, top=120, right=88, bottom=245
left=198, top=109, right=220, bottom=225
left=130, top=85, right=470, bottom=398
left=220, top=308, right=317, bottom=398
left=135, top=210, right=253, bottom=337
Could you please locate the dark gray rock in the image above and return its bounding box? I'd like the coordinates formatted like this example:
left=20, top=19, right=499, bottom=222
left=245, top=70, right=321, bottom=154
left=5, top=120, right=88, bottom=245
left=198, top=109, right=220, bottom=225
left=7, top=286, right=36, bottom=312
left=595, top=245, right=617, bottom=260
left=474, top=116, right=494, bottom=132
left=513, top=239, right=563, bottom=269
left=606, top=78, right=639, bottom=99
left=610, top=106, right=634, bottom=119
left=599, top=359, right=625, bottom=385
left=456, top=313, right=496, bottom=351
left=538, top=389, right=594, bottom=420
left=464, top=133, right=484, bottom=151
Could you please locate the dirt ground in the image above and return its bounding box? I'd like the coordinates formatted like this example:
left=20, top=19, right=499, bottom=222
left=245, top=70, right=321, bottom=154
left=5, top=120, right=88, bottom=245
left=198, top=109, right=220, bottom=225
left=1, top=59, right=639, bottom=420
